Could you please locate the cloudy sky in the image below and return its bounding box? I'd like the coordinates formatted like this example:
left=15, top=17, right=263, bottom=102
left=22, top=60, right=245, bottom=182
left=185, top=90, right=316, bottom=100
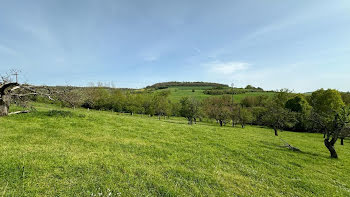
left=0, top=0, right=349, bottom=92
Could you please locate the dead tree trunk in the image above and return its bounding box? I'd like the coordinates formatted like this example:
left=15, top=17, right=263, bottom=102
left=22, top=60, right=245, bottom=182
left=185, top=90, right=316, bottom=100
left=324, top=139, right=338, bottom=158
left=0, top=82, right=20, bottom=116
left=0, top=95, right=10, bottom=116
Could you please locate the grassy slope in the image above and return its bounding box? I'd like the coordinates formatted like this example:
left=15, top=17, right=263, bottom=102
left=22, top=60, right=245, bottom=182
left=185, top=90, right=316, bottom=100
left=155, top=86, right=274, bottom=102
left=1, top=104, right=350, bottom=196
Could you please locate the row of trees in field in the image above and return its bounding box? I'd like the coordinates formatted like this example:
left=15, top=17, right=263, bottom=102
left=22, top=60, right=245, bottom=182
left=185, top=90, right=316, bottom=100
left=146, top=81, right=229, bottom=90
left=1, top=70, right=349, bottom=158
left=203, top=85, right=265, bottom=95
left=47, top=87, right=349, bottom=158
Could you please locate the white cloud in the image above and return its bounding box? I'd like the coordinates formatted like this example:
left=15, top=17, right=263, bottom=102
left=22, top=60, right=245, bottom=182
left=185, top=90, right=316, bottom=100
left=205, top=61, right=250, bottom=75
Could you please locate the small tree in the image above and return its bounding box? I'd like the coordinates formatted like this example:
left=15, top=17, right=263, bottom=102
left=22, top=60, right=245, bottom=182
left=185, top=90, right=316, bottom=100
left=228, top=104, right=240, bottom=127
left=179, top=97, right=200, bottom=124
left=263, top=101, right=296, bottom=136
left=285, top=94, right=312, bottom=131
left=153, top=92, right=171, bottom=119
left=58, top=87, right=84, bottom=109
left=262, top=90, right=296, bottom=136
left=203, top=96, right=230, bottom=126
left=238, top=106, right=253, bottom=128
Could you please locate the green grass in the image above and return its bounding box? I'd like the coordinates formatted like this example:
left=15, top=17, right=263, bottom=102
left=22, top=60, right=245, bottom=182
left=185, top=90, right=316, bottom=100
left=155, top=86, right=274, bottom=102
left=1, top=103, right=350, bottom=196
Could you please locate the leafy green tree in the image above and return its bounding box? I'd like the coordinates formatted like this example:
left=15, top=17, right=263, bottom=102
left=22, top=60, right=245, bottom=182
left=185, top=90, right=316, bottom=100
left=179, top=97, right=200, bottom=124
left=203, top=96, right=230, bottom=126
left=310, top=89, right=347, bottom=158
left=241, top=96, right=259, bottom=107
left=274, top=89, right=293, bottom=107
left=339, top=125, right=350, bottom=145
left=110, top=89, right=126, bottom=112
left=341, top=92, right=350, bottom=106
left=228, top=104, right=240, bottom=127
left=170, top=102, right=181, bottom=117
left=251, top=106, right=267, bottom=125
left=142, top=94, right=155, bottom=116
left=263, top=90, right=296, bottom=136
left=238, top=106, right=253, bottom=128
left=285, top=94, right=312, bottom=131
left=263, top=101, right=297, bottom=136
left=84, top=87, right=110, bottom=110
left=245, top=85, right=254, bottom=89
left=125, top=93, right=138, bottom=115
left=310, top=89, right=344, bottom=115
left=153, top=92, right=171, bottom=119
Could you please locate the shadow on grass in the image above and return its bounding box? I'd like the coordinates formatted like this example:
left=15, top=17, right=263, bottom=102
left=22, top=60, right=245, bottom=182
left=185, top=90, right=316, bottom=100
left=258, top=140, right=323, bottom=158
left=10, top=110, right=86, bottom=119
left=162, top=119, right=236, bottom=128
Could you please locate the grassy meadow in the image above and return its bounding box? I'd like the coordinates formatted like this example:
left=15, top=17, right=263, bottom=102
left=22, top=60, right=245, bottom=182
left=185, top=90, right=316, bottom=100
left=154, top=86, right=274, bottom=102
left=1, top=103, right=350, bottom=196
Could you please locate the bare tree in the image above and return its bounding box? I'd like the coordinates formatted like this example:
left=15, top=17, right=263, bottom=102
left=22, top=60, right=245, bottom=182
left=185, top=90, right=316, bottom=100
left=0, top=71, right=53, bottom=116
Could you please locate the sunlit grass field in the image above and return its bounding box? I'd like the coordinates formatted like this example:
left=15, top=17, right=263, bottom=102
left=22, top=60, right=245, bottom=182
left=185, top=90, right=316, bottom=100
left=1, top=103, right=350, bottom=196
left=155, top=86, right=274, bottom=102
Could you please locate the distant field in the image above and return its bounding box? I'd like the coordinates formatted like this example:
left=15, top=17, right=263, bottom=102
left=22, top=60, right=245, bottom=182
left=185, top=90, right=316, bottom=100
left=1, top=103, right=349, bottom=196
left=154, top=86, right=274, bottom=102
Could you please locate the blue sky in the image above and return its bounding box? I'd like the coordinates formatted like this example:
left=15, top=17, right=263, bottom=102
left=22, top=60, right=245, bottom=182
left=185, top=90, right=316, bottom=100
left=0, top=0, right=349, bottom=92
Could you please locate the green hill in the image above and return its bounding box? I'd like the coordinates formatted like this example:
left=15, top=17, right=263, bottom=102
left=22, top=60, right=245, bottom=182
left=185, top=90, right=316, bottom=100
left=152, top=85, right=274, bottom=102
left=0, top=103, right=349, bottom=196
left=146, top=81, right=229, bottom=89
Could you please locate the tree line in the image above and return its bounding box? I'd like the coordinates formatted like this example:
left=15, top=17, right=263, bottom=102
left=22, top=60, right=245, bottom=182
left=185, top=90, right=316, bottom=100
left=203, top=85, right=265, bottom=95
left=146, top=81, right=229, bottom=90
left=43, top=87, right=349, bottom=158
left=2, top=74, right=350, bottom=158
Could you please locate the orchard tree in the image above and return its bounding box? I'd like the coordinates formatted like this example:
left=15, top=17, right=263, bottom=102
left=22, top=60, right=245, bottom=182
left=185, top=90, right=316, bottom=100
left=0, top=72, right=53, bottom=116
left=203, top=96, right=230, bottom=126
left=310, top=89, right=347, bottom=158
left=339, top=125, right=350, bottom=145
left=285, top=94, right=312, bottom=131
left=228, top=104, right=240, bottom=127
left=0, top=82, right=19, bottom=116
left=263, top=101, right=296, bottom=136
left=57, top=87, right=84, bottom=109
left=179, top=97, right=200, bottom=124
left=110, top=89, right=126, bottom=112
left=142, top=94, right=155, bottom=116
left=263, top=90, right=296, bottom=136
left=238, top=106, right=253, bottom=128
left=153, top=91, right=171, bottom=119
